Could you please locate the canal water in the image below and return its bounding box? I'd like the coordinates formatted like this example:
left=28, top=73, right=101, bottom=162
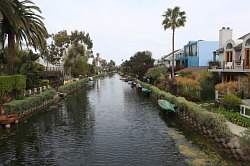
left=0, top=74, right=187, bottom=166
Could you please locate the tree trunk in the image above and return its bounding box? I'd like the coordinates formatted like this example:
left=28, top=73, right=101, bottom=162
left=171, top=28, right=175, bottom=79
left=7, top=32, right=16, bottom=74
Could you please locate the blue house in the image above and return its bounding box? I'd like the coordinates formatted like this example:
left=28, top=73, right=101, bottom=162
left=178, top=40, right=219, bottom=68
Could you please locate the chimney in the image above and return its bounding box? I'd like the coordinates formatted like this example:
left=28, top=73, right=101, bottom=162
left=219, top=27, right=232, bottom=48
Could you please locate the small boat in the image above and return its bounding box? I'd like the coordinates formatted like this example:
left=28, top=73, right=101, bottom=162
left=136, top=83, right=142, bottom=89
left=58, top=93, right=65, bottom=98
left=158, top=100, right=175, bottom=113
left=0, top=115, right=18, bottom=124
left=128, top=81, right=132, bottom=84
left=141, top=88, right=151, bottom=94
left=88, top=80, right=95, bottom=86
left=131, top=82, right=136, bottom=88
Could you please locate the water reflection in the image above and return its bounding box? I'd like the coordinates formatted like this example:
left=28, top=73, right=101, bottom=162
left=0, top=74, right=186, bottom=166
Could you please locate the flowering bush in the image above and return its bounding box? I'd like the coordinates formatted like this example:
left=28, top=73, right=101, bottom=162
left=215, top=81, right=239, bottom=95
left=176, top=77, right=201, bottom=101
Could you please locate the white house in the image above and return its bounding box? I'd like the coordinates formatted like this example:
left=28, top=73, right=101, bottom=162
left=155, top=49, right=184, bottom=68
left=209, top=27, right=250, bottom=82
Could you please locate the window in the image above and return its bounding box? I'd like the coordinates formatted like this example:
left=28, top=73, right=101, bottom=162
left=184, top=46, right=189, bottom=56
left=226, top=43, right=233, bottom=49
left=245, top=39, right=250, bottom=47
left=191, top=44, right=197, bottom=56
left=226, top=51, right=233, bottom=62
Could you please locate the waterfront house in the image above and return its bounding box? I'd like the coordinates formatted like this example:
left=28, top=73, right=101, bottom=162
left=156, top=40, right=218, bottom=70
left=180, top=40, right=219, bottom=68
left=154, top=49, right=184, bottom=70
left=209, top=27, right=250, bottom=83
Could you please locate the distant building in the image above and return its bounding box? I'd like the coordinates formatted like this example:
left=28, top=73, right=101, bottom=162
left=181, top=40, right=219, bottom=67
left=155, top=49, right=184, bottom=69
left=155, top=40, right=218, bottom=70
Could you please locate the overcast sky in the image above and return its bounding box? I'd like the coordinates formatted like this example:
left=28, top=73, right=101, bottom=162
left=33, top=0, right=250, bottom=64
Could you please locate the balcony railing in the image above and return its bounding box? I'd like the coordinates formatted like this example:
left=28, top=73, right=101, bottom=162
left=209, top=60, right=250, bottom=72
left=45, top=66, right=64, bottom=72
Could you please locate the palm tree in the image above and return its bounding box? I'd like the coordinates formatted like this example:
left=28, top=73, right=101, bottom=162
left=0, top=0, right=48, bottom=73
left=162, top=6, right=186, bottom=78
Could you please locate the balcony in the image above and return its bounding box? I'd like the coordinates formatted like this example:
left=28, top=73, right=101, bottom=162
left=209, top=60, right=250, bottom=73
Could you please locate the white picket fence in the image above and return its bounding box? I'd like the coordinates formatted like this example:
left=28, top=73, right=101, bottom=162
left=24, top=85, right=50, bottom=97
left=216, top=90, right=250, bottom=119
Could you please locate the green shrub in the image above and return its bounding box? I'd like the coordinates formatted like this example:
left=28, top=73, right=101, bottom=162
left=0, top=75, right=26, bottom=100
left=58, top=78, right=88, bottom=93
left=199, top=71, right=215, bottom=101
left=145, top=66, right=168, bottom=84
left=222, top=94, right=242, bottom=111
left=40, top=80, right=50, bottom=86
left=3, top=89, right=56, bottom=115
left=58, top=73, right=107, bottom=93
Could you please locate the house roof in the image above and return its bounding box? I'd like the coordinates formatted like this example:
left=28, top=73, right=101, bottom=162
left=215, top=39, right=243, bottom=54
left=239, top=32, right=250, bottom=40
left=161, top=49, right=184, bottom=60
left=162, top=49, right=181, bottom=59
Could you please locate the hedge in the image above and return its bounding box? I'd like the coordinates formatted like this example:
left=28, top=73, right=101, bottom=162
left=3, top=89, right=56, bottom=115
left=58, top=78, right=89, bottom=93
left=58, top=73, right=106, bottom=93
left=0, top=75, right=26, bottom=97
left=137, top=80, right=233, bottom=139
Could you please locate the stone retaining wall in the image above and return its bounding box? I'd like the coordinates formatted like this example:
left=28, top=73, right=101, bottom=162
left=150, top=89, right=250, bottom=163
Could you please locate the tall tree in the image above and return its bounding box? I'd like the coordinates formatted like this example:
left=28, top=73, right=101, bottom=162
left=121, top=51, right=154, bottom=79
left=162, top=6, right=186, bottom=78
left=64, top=41, right=88, bottom=77
left=0, top=0, right=48, bottom=73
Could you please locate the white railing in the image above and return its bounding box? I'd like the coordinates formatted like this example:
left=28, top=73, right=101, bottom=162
left=45, top=66, right=64, bottom=72
left=24, top=85, right=50, bottom=97
left=240, top=105, right=250, bottom=119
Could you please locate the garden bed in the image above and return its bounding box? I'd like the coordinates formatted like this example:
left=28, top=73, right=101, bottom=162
left=3, top=89, right=57, bottom=115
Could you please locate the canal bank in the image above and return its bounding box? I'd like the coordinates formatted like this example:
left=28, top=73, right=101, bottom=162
left=0, top=73, right=108, bottom=129
left=135, top=79, right=250, bottom=165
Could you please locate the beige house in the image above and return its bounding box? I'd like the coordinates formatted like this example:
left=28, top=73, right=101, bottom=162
left=209, top=27, right=250, bottom=83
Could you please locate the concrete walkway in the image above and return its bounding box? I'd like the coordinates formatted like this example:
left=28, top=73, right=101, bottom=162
left=226, top=121, right=247, bottom=137
left=243, top=99, right=250, bottom=106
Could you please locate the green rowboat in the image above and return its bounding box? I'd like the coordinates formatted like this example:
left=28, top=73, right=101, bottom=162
left=158, top=100, right=175, bottom=112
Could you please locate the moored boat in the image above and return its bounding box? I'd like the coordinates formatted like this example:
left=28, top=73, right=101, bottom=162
left=128, top=81, right=132, bottom=84
left=158, top=100, right=175, bottom=113
left=136, top=83, right=142, bottom=90
left=0, top=114, right=18, bottom=125
left=141, top=88, right=151, bottom=94
left=131, top=82, right=136, bottom=88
